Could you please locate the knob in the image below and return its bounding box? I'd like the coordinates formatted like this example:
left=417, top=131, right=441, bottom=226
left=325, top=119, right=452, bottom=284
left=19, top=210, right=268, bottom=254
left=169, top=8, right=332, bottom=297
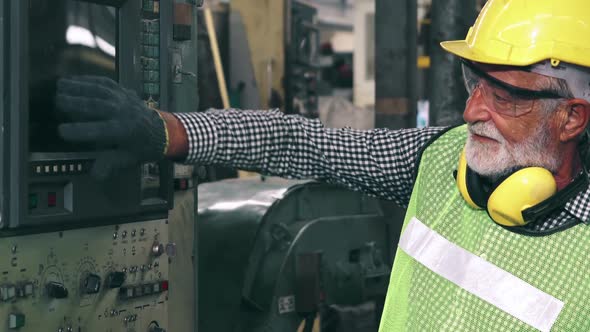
left=82, top=273, right=101, bottom=294
left=46, top=282, right=68, bottom=299
left=106, top=272, right=126, bottom=288
left=151, top=241, right=164, bottom=257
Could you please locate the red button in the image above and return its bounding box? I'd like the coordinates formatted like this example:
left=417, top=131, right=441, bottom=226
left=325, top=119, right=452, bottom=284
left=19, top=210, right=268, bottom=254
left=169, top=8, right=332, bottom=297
left=47, top=192, right=57, bottom=207
left=160, top=280, right=169, bottom=291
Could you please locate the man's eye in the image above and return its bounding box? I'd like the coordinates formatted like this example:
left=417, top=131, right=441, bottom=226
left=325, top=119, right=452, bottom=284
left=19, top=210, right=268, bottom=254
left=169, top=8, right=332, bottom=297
left=493, top=92, right=511, bottom=103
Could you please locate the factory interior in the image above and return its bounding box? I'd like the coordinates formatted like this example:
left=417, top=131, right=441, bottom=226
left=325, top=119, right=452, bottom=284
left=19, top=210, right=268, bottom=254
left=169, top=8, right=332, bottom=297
left=4, top=0, right=588, bottom=331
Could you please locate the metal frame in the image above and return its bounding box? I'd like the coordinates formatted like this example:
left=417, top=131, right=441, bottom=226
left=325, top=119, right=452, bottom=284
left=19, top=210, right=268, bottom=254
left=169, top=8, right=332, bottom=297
left=0, top=0, right=6, bottom=230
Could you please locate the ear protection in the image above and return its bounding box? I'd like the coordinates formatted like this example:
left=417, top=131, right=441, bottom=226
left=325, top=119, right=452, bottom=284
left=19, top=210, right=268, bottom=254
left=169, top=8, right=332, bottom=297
left=456, top=148, right=557, bottom=227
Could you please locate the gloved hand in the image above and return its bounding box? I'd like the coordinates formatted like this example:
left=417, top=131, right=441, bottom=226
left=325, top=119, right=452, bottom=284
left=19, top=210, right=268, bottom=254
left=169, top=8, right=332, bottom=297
left=56, top=76, right=168, bottom=180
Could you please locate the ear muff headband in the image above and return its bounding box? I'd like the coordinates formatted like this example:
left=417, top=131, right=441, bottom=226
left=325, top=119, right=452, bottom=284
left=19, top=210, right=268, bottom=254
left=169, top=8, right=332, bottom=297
left=456, top=148, right=557, bottom=227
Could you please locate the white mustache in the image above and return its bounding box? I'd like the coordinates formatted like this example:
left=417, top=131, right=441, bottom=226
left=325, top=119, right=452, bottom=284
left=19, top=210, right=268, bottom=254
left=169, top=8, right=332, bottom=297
left=468, top=122, right=504, bottom=141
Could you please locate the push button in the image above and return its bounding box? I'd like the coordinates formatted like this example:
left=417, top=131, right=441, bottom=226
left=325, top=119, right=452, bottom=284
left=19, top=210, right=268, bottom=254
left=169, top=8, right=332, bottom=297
left=1, top=285, right=16, bottom=301
left=47, top=192, right=57, bottom=207
left=29, top=193, right=38, bottom=209
left=9, top=313, right=25, bottom=329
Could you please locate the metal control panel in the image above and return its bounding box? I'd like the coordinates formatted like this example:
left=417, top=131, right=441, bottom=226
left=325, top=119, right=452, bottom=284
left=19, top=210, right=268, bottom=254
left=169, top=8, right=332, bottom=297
left=2, top=0, right=174, bottom=229
left=0, top=219, right=171, bottom=331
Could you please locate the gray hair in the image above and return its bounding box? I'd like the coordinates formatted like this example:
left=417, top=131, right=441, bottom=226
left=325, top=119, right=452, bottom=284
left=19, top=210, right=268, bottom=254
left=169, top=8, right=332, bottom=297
left=541, top=76, right=590, bottom=165
left=538, top=76, right=574, bottom=116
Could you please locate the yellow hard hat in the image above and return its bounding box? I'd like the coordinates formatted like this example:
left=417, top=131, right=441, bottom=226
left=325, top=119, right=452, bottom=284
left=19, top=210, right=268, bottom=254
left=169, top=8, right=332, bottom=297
left=441, top=0, right=590, bottom=68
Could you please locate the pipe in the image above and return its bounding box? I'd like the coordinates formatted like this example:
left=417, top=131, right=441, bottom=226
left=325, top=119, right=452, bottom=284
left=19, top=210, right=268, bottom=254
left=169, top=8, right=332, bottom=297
left=428, top=0, right=477, bottom=126
left=374, top=0, right=417, bottom=129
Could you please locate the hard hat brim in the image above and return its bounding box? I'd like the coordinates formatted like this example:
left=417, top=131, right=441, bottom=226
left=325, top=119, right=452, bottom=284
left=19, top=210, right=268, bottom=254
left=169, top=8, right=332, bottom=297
left=440, top=40, right=519, bottom=66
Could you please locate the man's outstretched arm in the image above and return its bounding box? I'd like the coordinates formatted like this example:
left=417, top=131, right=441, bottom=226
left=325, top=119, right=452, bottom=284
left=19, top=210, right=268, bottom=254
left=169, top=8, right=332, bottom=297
left=163, top=108, right=444, bottom=207
left=57, top=76, right=444, bottom=207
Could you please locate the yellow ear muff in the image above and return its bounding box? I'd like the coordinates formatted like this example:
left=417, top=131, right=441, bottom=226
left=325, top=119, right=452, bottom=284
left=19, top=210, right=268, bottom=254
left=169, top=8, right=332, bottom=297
left=456, top=148, right=481, bottom=209
left=487, top=168, right=556, bottom=227
left=456, top=147, right=557, bottom=227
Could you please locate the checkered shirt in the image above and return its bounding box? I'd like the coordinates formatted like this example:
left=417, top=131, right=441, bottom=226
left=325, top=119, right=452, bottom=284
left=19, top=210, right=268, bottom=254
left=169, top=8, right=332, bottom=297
left=175, top=109, right=590, bottom=234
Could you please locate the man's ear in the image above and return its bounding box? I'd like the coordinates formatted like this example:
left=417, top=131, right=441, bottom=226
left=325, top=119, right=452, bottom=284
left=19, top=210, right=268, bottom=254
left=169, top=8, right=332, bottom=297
left=560, top=99, right=590, bottom=142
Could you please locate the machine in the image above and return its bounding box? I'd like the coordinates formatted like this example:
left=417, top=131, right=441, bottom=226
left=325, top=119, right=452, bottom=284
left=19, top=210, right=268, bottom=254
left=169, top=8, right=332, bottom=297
left=0, top=1, right=402, bottom=331
left=4, top=0, right=173, bottom=230
left=0, top=0, right=201, bottom=330
left=197, top=178, right=403, bottom=332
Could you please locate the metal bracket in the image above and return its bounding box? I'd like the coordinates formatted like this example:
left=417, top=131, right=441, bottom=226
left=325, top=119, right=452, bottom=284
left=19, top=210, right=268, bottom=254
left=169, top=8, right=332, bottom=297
left=171, top=49, right=196, bottom=84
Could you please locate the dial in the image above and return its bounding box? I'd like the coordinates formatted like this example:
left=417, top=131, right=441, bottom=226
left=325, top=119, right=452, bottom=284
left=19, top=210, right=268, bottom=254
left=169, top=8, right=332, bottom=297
left=41, top=265, right=67, bottom=300
left=76, top=257, right=100, bottom=304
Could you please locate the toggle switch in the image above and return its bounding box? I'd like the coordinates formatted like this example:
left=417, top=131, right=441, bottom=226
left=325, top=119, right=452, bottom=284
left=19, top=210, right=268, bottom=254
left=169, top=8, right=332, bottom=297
left=151, top=241, right=164, bottom=257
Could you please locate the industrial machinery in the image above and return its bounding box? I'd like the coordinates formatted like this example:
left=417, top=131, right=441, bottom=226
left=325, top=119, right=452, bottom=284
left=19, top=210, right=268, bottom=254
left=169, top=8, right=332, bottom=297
left=0, top=1, right=403, bottom=331
left=198, top=178, right=402, bottom=332
left=0, top=0, right=200, bottom=330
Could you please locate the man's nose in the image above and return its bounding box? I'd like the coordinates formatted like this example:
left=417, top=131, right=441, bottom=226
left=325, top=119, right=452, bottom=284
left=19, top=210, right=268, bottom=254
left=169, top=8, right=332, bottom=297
left=463, top=88, right=493, bottom=123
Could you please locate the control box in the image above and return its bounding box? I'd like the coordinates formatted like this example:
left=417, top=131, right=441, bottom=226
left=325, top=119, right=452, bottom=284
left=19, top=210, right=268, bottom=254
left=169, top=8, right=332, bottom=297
left=0, top=219, right=171, bottom=331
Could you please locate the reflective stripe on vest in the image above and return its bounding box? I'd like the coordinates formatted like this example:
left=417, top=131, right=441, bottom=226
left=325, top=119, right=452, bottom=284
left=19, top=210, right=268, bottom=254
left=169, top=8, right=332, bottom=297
left=399, top=217, right=564, bottom=332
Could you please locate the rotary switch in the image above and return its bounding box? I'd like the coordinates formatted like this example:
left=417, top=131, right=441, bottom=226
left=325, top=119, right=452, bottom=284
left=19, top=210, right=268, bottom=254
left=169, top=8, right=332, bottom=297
left=46, top=282, right=68, bottom=299
left=106, top=272, right=126, bottom=289
left=148, top=323, right=167, bottom=332
left=82, top=273, right=101, bottom=294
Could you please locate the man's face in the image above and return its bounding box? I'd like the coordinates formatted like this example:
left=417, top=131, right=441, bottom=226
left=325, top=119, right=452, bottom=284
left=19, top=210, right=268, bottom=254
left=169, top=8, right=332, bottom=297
left=465, top=116, right=560, bottom=178
left=462, top=63, right=564, bottom=179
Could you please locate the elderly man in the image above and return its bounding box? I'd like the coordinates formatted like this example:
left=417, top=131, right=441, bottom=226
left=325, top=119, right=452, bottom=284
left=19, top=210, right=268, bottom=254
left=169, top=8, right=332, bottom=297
left=56, top=0, right=590, bottom=330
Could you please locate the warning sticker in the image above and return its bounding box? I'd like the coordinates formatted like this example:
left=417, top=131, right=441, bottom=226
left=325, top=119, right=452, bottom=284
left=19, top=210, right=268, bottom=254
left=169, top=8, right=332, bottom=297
left=278, top=295, right=296, bottom=314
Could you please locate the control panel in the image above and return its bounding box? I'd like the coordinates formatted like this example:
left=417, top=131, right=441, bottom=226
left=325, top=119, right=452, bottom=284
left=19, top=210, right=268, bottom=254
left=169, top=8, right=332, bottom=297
left=0, top=219, right=171, bottom=331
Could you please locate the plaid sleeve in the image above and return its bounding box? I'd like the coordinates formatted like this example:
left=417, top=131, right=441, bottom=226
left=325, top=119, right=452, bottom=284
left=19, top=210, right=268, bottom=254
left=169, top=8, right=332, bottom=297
left=175, top=109, right=445, bottom=207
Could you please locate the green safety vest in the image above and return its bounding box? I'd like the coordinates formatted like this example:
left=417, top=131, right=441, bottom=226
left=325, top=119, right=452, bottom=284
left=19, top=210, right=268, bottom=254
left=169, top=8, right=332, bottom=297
left=379, top=125, right=590, bottom=332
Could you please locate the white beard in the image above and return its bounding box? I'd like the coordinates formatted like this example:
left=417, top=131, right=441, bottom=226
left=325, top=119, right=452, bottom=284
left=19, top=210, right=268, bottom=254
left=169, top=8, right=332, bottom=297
left=465, top=121, right=561, bottom=179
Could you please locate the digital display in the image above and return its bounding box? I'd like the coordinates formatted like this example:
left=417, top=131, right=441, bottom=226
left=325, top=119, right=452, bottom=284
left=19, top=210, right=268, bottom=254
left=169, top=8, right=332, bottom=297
left=29, top=0, right=117, bottom=153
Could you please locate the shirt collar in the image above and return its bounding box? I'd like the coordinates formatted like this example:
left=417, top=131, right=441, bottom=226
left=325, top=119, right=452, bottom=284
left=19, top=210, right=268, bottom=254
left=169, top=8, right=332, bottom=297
left=564, top=171, right=590, bottom=223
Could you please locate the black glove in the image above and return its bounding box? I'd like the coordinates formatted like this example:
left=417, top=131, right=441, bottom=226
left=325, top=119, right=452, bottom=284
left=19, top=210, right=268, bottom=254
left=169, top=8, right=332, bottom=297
left=56, top=76, right=168, bottom=180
